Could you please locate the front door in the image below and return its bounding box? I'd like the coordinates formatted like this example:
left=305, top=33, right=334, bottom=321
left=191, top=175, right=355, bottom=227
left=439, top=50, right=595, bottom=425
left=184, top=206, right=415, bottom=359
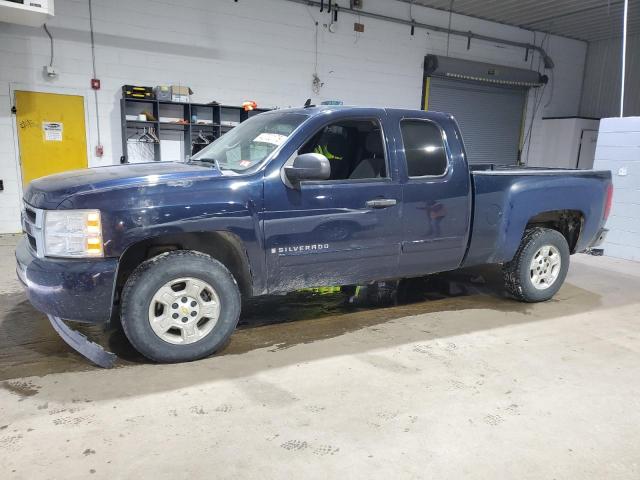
left=263, top=115, right=402, bottom=292
left=15, top=91, right=88, bottom=187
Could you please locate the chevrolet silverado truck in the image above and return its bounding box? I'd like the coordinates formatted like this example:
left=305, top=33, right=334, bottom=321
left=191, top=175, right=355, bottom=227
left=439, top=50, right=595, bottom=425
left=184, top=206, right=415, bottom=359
left=17, top=106, right=612, bottom=364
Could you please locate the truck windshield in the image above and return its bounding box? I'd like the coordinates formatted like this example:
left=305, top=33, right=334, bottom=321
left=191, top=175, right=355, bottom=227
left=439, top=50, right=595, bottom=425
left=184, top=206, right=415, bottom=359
left=190, top=111, right=308, bottom=174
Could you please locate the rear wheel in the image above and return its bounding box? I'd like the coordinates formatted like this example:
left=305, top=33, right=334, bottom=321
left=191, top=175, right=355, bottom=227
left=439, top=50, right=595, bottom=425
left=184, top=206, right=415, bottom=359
left=502, top=228, right=570, bottom=302
left=121, top=250, right=241, bottom=363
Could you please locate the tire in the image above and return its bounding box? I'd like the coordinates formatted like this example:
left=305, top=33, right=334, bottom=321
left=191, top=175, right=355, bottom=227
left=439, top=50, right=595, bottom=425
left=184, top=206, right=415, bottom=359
left=502, top=228, right=570, bottom=303
left=120, top=250, right=241, bottom=363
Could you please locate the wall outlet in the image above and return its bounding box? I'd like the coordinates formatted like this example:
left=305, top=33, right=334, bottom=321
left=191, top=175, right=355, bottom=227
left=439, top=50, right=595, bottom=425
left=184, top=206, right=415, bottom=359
left=618, top=167, right=628, bottom=176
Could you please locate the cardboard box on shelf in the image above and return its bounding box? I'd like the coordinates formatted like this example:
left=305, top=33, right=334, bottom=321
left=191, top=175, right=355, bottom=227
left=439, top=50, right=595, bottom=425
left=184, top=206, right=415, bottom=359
left=171, top=85, right=193, bottom=103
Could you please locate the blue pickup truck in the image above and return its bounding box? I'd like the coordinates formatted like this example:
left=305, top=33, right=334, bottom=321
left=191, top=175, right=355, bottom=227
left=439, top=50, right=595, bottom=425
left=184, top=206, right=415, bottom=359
left=17, top=106, right=612, bottom=363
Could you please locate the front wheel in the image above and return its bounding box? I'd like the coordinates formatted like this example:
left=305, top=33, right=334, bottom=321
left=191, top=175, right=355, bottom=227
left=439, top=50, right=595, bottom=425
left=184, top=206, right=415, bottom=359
left=502, top=228, right=570, bottom=303
left=120, top=250, right=241, bottom=363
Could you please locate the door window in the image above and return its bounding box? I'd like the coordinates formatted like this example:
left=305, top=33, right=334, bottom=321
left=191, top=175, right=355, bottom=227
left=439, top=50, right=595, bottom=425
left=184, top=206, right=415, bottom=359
left=400, top=120, right=448, bottom=177
left=299, top=119, right=388, bottom=180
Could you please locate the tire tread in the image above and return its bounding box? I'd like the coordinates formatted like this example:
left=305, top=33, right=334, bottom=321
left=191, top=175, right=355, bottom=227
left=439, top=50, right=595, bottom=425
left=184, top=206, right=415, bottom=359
left=502, top=227, right=569, bottom=303
left=120, top=250, right=240, bottom=363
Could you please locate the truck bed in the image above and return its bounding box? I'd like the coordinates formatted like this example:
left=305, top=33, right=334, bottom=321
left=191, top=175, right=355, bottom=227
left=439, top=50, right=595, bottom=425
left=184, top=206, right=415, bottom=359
left=463, top=167, right=612, bottom=267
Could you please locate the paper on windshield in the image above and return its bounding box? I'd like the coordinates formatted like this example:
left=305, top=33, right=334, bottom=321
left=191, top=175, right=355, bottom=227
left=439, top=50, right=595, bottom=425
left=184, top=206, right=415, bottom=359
left=253, top=132, right=287, bottom=146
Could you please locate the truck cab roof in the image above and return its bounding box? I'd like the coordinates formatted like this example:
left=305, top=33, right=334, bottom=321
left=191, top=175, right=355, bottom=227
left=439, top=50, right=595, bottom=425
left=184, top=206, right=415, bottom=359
left=276, top=105, right=455, bottom=122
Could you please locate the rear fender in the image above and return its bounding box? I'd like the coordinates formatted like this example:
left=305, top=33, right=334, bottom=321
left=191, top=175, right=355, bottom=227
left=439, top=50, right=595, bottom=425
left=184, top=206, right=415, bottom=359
left=494, top=176, right=609, bottom=263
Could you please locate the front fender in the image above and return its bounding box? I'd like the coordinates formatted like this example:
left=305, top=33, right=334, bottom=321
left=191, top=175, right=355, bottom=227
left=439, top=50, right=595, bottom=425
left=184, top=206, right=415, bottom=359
left=60, top=173, right=267, bottom=294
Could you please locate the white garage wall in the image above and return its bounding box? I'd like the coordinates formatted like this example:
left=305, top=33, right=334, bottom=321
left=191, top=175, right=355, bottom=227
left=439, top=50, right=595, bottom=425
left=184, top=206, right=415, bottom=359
left=593, top=117, right=640, bottom=262
left=0, top=0, right=587, bottom=233
left=528, top=118, right=600, bottom=169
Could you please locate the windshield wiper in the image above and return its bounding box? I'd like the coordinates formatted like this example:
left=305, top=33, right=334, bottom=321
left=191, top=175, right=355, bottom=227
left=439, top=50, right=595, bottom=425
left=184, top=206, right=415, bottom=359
left=190, top=158, right=225, bottom=171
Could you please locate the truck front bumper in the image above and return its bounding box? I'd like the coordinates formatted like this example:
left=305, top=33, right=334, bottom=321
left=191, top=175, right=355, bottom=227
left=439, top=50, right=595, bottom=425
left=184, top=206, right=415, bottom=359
left=15, top=236, right=118, bottom=324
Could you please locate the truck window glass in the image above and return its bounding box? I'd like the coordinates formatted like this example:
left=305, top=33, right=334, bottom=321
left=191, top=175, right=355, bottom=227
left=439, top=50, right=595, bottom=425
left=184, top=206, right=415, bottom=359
left=400, top=120, right=448, bottom=177
left=191, top=112, right=308, bottom=174
left=299, top=119, right=387, bottom=181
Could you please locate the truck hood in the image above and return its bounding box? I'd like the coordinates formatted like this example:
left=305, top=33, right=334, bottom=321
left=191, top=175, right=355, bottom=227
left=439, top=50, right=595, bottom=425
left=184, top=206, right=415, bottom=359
left=24, top=162, right=222, bottom=209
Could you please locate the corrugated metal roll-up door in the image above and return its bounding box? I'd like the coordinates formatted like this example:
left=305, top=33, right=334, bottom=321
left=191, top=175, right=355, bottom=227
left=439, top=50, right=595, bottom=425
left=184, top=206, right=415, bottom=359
left=427, top=77, right=526, bottom=165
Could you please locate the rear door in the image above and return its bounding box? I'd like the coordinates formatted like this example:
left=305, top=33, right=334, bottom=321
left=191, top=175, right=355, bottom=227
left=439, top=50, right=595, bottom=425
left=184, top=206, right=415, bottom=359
left=263, top=111, right=402, bottom=292
left=394, top=114, right=472, bottom=276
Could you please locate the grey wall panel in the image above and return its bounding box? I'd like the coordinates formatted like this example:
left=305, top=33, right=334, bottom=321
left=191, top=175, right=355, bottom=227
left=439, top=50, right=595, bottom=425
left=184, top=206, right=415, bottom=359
left=580, top=33, right=640, bottom=118
left=428, top=77, right=526, bottom=165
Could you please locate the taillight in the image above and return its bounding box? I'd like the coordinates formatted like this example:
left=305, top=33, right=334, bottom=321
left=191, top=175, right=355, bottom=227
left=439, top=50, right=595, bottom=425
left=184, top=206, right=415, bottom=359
left=603, top=184, right=613, bottom=221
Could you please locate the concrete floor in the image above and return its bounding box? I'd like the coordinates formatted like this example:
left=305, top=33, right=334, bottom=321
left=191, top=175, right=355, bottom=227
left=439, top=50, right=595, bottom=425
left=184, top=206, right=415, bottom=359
left=1, top=233, right=639, bottom=479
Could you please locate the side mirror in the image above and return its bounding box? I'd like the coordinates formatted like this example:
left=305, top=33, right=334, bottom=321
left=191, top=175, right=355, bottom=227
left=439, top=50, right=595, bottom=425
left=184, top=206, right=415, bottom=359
left=284, top=153, right=330, bottom=186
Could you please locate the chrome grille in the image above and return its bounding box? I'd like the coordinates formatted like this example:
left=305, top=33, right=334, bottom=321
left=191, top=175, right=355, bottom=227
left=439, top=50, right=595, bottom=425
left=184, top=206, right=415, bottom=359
left=22, top=203, right=45, bottom=258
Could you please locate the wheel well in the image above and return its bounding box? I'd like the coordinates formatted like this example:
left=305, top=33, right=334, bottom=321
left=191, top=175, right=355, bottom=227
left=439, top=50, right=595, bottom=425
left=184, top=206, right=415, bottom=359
left=526, top=210, right=584, bottom=253
left=115, top=232, right=253, bottom=304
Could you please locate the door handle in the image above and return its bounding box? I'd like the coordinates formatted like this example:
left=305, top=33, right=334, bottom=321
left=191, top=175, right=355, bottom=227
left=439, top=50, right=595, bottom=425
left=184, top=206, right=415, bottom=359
left=366, top=198, right=397, bottom=209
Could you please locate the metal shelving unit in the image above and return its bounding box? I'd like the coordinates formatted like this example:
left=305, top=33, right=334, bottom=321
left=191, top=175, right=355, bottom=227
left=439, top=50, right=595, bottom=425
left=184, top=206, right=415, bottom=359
left=120, top=96, right=269, bottom=163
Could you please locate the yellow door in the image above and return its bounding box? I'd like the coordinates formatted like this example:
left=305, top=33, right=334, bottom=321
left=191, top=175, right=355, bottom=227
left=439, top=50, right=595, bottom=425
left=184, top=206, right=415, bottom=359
left=15, top=91, right=88, bottom=187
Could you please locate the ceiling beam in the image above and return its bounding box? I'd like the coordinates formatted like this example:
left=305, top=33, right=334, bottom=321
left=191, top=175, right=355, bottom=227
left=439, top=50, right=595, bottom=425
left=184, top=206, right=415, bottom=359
left=399, top=0, right=637, bottom=41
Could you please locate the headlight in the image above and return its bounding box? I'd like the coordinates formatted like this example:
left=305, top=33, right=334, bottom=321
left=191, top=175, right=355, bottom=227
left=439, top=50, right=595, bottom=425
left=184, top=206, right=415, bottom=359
left=44, top=210, right=103, bottom=258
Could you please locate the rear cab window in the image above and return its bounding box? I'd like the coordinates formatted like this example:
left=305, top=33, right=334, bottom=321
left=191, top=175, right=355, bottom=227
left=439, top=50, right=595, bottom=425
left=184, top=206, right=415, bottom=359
left=400, top=119, right=448, bottom=177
